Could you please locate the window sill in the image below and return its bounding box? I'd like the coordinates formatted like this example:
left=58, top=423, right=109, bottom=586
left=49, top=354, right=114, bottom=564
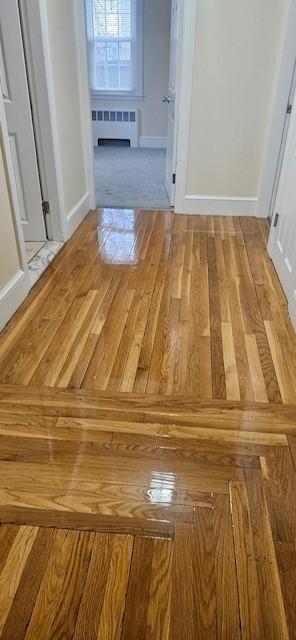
left=91, top=92, right=144, bottom=102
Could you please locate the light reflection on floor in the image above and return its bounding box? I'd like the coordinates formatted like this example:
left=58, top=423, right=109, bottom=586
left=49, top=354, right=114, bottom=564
left=99, top=209, right=138, bottom=264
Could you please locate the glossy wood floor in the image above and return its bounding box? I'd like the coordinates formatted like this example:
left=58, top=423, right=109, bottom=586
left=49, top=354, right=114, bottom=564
left=0, top=210, right=296, bottom=638
left=0, top=385, right=296, bottom=638
left=0, top=209, right=295, bottom=403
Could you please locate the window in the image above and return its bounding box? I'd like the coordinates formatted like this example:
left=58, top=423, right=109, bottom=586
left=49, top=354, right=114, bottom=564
left=86, top=0, right=143, bottom=98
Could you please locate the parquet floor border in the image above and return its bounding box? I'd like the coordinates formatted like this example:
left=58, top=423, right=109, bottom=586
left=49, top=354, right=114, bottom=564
left=0, top=384, right=295, bottom=637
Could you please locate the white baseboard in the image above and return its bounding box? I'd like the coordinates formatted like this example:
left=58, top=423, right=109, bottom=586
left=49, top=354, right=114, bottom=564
left=288, top=296, right=296, bottom=331
left=0, top=270, right=31, bottom=331
left=65, top=192, right=91, bottom=239
left=139, top=136, right=167, bottom=149
left=174, top=195, right=259, bottom=216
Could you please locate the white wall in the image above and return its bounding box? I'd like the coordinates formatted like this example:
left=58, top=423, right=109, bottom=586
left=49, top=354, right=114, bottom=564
left=91, top=0, right=171, bottom=146
left=175, top=0, right=291, bottom=216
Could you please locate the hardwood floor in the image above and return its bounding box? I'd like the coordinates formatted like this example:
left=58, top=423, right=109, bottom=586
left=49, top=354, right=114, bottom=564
left=0, top=386, right=295, bottom=638
left=0, top=210, right=296, bottom=638
left=0, top=209, right=295, bottom=402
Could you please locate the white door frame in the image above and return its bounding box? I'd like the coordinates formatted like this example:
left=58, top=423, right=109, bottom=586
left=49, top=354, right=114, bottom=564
left=0, top=89, right=30, bottom=329
left=165, top=0, right=183, bottom=207
left=19, top=0, right=96, bottom=242
left=173, top=0, right=197, bottom=215
left=267, top=87, right=296, bottom=331
left=257, top=0, right=296, bottom=219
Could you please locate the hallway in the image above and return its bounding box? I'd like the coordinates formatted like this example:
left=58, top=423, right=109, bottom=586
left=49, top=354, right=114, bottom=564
left=0, top=209, right=295, bottom=638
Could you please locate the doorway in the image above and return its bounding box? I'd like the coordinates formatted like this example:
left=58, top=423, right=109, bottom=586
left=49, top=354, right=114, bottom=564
left=86, top=0, right=180, bottom=211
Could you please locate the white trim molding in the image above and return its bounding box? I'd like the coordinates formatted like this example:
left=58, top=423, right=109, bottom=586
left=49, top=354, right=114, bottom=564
left=177, top=195, right=258, bottom=216
left=66, top=192, right=91, bottom=238
left=174, top=0, right=197, bottom=216
left=0, top=270, right=30, bottom=332
left=75, top=0, right=96, bottom=211
left=289, top=296, right=296, bottom=332
left=139, top=136, right=167, bottom=149
left=257, top=1, right=296, bottom=219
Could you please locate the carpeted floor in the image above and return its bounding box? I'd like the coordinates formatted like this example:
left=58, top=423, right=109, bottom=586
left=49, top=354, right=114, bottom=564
left=94, top=146, right=170, bottom=210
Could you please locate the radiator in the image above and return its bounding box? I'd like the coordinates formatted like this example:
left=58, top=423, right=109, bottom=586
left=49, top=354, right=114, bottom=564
left=92, top=109, right=139, bottom=148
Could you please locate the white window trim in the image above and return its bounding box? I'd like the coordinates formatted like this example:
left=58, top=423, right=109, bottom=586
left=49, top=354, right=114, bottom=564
left=86, top=0, right=144, bottom=101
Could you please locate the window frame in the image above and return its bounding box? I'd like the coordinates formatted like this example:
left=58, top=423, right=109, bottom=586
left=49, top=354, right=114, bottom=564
left=86, top=0, right=144, bottom=101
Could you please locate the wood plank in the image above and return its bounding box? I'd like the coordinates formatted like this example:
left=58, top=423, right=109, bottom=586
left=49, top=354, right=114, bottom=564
left=146, top=538, right=173, bottom=640
left=226, top=277, right=254, bottom=402
left=0, top=525, right=38, bottom=634
left=0, top=445, right=244, bottom=482
left=1, top=384, right=296, bottom=433
left=25, top=529, right=94, bottom=640
left=57, top=278, right=115, bottom=387
left=208, top=236, right=226, bottom=400
left=56, top=416, right=288, bottom=445
left=254, top=327, right=282, bottom=403
left=265, top=320, right=296, bottom=404
left=74, top=532, right=113, bottom=639
left=212, top=495, right=241, bottom=638
left=0, top=481, right=195, bottom=526
left=70, top=271, right=123, bottom=388
left=121, top=536, right=155, bottom=639
left=260, top=446, right=296, bottom=542
left=0, top=524, right=19, bottom=575
left=110, top=431, right=261, bottom=469
left=245, top=333, right=269, bottom=403
left=170, top=513, right=216, bottom=639
left=221, top=322, right=240, bottom=401
left=245, top=469, right=289, bottom=639
left=230, top=481, right=264, bottom=639
left=29, top=290, right=98, bottom=387
left=275, top=542, right=296, bottom=639
left=83, top=286, right=135, bottom=390
left=96, top=534, right=133, bottom=640
left=0, top=420, right=112, bottom=444
left=0, top=506, right=175, bottom=537
left=1, top=527, right=55, bottom=640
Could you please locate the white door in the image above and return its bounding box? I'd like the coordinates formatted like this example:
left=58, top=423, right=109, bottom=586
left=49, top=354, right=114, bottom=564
left=165, top=0, right=181, bottom=206
left=0, top=1, right=46, bottom=241
left=268, top=93, right=296, bottom=330
left=268, top=62, right=296, bottom=222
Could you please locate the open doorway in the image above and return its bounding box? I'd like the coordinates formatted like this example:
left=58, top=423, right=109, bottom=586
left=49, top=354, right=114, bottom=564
left=85, top=0, right=180, bottom=210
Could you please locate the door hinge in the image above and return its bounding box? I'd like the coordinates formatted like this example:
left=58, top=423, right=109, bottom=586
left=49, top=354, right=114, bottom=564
left=273, top=212, right=279, bottom=228
left=42, top=201, right=50, bottom=217
left=172, top=173, right=176, bottom=184
left=287, top=104, right=293, bottom=114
